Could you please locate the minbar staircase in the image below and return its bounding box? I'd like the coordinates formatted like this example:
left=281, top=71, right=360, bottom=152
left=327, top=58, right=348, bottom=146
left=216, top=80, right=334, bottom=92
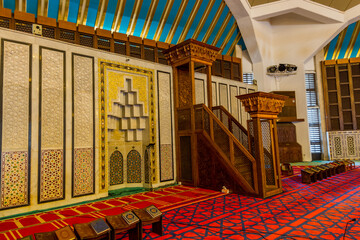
left=194, top=104, right=257, bottom=195
left=164, top=39, right=286, bottom=198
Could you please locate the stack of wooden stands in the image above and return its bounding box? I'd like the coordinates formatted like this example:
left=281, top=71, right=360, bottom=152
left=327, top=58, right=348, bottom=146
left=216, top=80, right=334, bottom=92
left=23, top=205, right=163, bottom=240
left=301, top=160, right=356, bottom=184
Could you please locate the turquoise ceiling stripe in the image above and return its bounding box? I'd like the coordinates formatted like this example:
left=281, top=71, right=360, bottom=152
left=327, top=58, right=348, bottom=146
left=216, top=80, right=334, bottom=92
left=102, top=0, right=118, bottom=30
left=338, top=23, right=356, bottom=59
left=222, top=26, right=238, bottom=54
left=4, top=0, right=15, bottom=12
left=133, top=0, right=152, bottom=37
left=326, top=35, right=339, bottom=60
left=67, top=0, right=81, bottom=23
left=206, top=5, right=228, bottom=45
left=185, top=0, right=209, bottom=40
left=350, top=33, right=360, bottom=58
left=118, top=0, right=136, bottom=34
left=215, top=16, right=234, bottom=48
left=158, top=0, right=182, bottom=42
left=147, top=0, right=167, bottom=40
left=146, top=0, right=167, bottom=39
left=27, top=0, right=39, bottom=16
left=196, top=0, right=222, bottom=41
left=170, top=0, right=196, bottom=44
left=86, top=0, right=100, bottom=27
left=48, top=0, right=60, bottom=20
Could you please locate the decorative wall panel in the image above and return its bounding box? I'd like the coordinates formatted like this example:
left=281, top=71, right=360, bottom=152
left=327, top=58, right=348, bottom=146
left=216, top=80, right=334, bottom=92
left=99, top=60, right=156, bottom=187
left=230, top=85, right=239, bottom=121
left=1, top=152, right=28, bottom=208
left=107, top=78, right=148, bottom=141
left=219, top=83, right=228, bottom=110
left=39, top=150, right=63, bottom=202
left=239, top=87, right=248, bottom=125
left=159, top=144, right=173, bottom=181
left=109, top=150, right=123, bottom=185
left=157, top=71, right=174, bottom=182
left=73, top=148, right=94, bottom=196
left=127, top=150, right=141, bottom=183
left=145, top=148, right=150, bottom=183
left=72, top=54, right=94, bottom=197
left=0, top=40, right=31, bottom=209
left=212, top=82, right=217, bottom=106
left=39, top=47, right=65, bottom=202
left=328, top=131, right=360, bottom=160
left=195, top=78, right=205, bottom=104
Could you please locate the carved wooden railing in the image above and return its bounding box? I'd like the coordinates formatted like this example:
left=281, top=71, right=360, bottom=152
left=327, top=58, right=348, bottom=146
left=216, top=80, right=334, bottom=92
left=212, top=106, right=274, bottom=164
left=193, top=104, right=257, bottom=194
left=212, top=105, right=249, bottom=150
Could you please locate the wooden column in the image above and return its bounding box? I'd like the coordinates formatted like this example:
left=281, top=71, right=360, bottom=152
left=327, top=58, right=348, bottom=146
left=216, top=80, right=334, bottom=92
left=206, top=65, right=213, bottom=108
left=163, top=39, right=219, bottom=186
left=237, top=92, right=287, bottom=198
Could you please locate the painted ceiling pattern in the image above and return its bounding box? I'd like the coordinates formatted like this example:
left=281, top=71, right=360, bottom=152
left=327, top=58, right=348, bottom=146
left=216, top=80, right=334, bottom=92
left=324, top=21, right=360, bottom=60
left=248, top=0, right=360, bottom=11
left=0, top=0, right=245, bottom=55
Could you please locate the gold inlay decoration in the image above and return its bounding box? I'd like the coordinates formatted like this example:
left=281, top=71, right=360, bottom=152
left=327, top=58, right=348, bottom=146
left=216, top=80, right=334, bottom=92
left=99, top=60, right=157, bottom=189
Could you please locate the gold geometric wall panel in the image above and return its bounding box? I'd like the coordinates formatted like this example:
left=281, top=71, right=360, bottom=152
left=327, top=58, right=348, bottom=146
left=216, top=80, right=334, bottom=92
left=107, top=78, right=148, bottom=142
left=72, top=54, right=94, bottom=197
left=39, top=47, right=65, bottom=202
left=158, top=71, right=174, bottom=182
left=99, top=60, right=156, bottom=188
left=0, top=40, right=31, bottom=209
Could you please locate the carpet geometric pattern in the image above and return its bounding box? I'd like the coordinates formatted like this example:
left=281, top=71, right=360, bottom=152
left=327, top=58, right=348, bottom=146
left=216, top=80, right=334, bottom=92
left=0, top=186, right=223, bottom=239
left=120, top=168, right=360, bottom=240
left=139, top=168, right=359, bottom=240
left=1, top=169, right=359, bottom=239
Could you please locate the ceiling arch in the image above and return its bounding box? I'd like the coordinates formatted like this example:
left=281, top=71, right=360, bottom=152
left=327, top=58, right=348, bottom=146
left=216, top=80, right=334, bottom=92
left=247, top=0, right=360, bottom=12
left=1, top=0, right=246, bottom=55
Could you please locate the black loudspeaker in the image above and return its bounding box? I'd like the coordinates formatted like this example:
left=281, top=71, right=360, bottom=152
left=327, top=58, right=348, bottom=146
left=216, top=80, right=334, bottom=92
left=278, top=64, right=286, bottom=72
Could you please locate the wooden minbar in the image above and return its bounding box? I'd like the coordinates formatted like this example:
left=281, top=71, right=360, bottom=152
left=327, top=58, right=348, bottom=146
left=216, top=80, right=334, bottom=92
left=163, top=39, right=219, bottom=186
left=237, top=92, right=287, bottom=198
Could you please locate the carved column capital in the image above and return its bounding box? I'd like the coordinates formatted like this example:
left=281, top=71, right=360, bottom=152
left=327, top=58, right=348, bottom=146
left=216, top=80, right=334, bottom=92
left=163, top=39, right=219, bottom=66
left=236, top=92, right=288, bottom=119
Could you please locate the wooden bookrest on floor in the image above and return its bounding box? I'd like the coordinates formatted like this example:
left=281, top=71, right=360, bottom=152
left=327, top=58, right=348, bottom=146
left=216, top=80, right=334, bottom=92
left=281, top=163, right=294, bottom=176
left=133, top=208, right=163, bottom=237
left=301, top=161, right=355, bottom=184
left=73, top=220, right=111, bottom=240
left=105, top=214, right=140, bottom=240
left=34, top=231, right=57, bottom=240
left=301, top=168, right=316, bottom=184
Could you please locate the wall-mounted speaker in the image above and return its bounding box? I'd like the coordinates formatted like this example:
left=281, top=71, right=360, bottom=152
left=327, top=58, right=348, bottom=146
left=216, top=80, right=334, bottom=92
left=267, top=64, right=297, bottom=76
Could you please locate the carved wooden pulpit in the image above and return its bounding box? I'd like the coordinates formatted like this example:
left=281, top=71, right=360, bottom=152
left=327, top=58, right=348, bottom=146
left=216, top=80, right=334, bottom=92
left=237, top=92, right=287, bottom=198
left=163, top=39, right=219, bottom=186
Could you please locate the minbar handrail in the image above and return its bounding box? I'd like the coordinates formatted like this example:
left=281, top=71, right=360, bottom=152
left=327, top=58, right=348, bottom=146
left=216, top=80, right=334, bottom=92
left=193, top=104, right=257, bottom=194
left=212, top=105, right=248, bottom=136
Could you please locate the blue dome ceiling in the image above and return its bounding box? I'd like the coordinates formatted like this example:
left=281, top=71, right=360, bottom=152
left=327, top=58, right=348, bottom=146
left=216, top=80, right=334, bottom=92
left=2, top=0, right=246, bottom=55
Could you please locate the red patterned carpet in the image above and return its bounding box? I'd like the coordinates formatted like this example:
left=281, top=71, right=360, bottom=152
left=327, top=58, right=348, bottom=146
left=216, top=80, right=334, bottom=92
left=132, top=168, right=359, bottom=240
left=1, top=168, right=359, bottom=239
left=0, top=186, right=224, bottom=239
left=139, top=168, right=359, bottom=240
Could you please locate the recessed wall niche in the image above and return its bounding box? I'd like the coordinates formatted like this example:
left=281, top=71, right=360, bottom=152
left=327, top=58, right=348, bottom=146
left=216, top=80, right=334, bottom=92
left=107, top=78, right=148, bottom=141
